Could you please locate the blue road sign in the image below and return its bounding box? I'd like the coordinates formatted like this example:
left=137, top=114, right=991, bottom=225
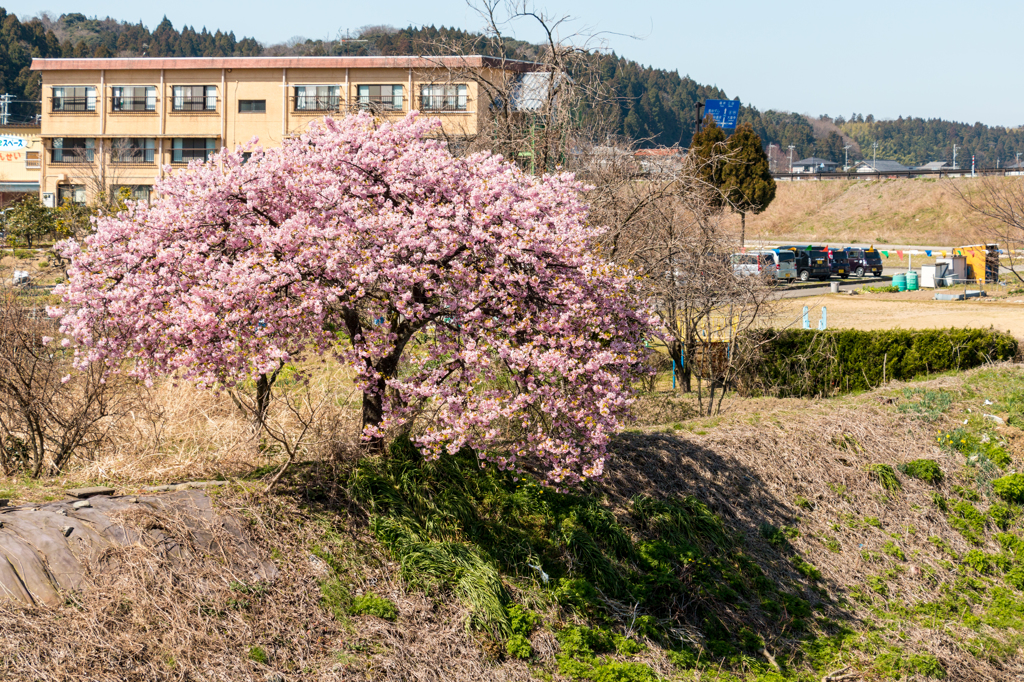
left=703, top=99, right=740, bottom=129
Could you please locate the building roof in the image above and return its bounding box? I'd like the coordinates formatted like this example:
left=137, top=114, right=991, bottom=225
left=31, top=55, right=542, bottom=72
left=793, top=157, right=837, bottom=166
left=917, top=161, right=951, bottom=170
left=634, top=147, right=685, bottom=157
left=855, top=159, right=909, bottom=172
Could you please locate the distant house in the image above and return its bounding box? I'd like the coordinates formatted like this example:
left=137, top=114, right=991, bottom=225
left=634, top=147, right=686, bottom=173
left=854, top=159, right=909, bottom=173
left=917, top=161, right=952, bottom=171
left=791, top=157, right=838, bottom=173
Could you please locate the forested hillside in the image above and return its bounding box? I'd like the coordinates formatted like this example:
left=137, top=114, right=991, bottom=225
left=2, top=8, right=1022, bottom=163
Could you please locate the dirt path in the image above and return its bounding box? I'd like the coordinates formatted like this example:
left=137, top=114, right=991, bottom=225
left=775, top=290, right=1024, bottom=336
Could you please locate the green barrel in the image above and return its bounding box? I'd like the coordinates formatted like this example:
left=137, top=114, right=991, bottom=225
left=893, top=273, right=907, bottom=291
left=906, top=271, right=919, bottom=291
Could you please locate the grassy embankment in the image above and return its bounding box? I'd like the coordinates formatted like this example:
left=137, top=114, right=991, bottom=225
left=2, top=359, right=1024, bottom=681
left=729, top=176, right=1018, bottom=248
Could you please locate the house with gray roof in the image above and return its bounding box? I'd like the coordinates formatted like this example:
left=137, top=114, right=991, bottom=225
left=791, top=157, right=839, bottom=173
left=854, top=159, right=909, bottom=173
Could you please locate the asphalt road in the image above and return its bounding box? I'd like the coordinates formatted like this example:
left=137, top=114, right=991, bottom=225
left=776, top=272, right=894, bottom=299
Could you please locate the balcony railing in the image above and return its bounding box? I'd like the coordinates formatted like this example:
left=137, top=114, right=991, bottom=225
left=111, top=97, right=157, bottom=113
left=49, top=151, right=94, bottom=164
left=419, top=98, right=469, bottom=112
left=293, top=95, right=343, bottom=112
left=110, top=150, right=155, bottom=164
left=171, top=97, right=218, bottom=112
left=356, top=97, right=405, bottom=112
left=51, top=97, right=95, bottom=113
left=172, top=150, right=213, bottom=164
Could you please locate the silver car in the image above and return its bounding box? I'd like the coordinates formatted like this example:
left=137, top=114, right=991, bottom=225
left=733, top=251, right=796, bottom=283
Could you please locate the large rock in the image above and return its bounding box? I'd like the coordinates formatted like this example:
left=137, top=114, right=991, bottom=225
left=0, top=489, right=275, bottom=606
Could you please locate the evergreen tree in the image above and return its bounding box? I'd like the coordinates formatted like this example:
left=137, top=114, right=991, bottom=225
left=687, top=121, right=728, bottom=210
left=721, top=123, right=776, bottom=246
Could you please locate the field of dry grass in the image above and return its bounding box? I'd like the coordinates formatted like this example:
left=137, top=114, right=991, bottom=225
left=728, top=176, right=1016, bottom=247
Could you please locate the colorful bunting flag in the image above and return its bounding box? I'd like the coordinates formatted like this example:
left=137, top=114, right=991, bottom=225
left=897, top=250, right=904, bottom=258
left=926, top=250, right=932, bottom=256
left=882, top=250, right=889, bottom=257
left=941, top=251, right=946, bottom=257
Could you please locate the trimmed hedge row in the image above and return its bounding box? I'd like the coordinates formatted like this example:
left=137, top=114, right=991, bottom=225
left=749, top=328, right=1018, bottom=397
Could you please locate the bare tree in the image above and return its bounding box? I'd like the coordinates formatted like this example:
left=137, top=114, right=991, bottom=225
left=414, top=0, right=620, bottom=172
left=952, top=176, right=1024, bottom=284
left=587, top=144, right=777, bottom=414
left=0, top=288, right=137, bottom=476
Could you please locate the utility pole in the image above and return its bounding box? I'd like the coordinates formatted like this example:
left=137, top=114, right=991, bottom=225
left=843, top=144, right=851, bottom=171
left=872, top=141, right=878, bottom=171
left=694, top=101, right=704, bottom=138
left=953, top=144, right=958, bottom=170
left=0, top=94, right=11, bottom=126
left=788, top=145, right=795, bottom=173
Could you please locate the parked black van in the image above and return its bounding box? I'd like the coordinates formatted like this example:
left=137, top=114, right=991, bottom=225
left=782, top=247, right=831, bottom=281
left=828, top=248, right=850, bottom=278
left=844, top=248, right=884, bottom=277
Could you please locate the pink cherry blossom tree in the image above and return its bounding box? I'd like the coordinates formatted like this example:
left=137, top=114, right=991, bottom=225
left=52, top=112, right=653, bottom=485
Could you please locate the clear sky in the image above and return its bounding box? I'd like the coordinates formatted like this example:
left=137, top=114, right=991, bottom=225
left=14, top=0, right=1024, bottom=127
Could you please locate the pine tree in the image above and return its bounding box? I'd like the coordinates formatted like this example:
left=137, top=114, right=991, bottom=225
left=721, top=123, right=776, bottom=246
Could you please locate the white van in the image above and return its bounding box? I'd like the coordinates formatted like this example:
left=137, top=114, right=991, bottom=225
left=734, top=250, right=797, bottom=283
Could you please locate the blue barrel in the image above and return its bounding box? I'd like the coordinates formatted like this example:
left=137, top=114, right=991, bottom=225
left=893, top=274, right=907, bottom=291
left=906, top=271, right=919, bottom=291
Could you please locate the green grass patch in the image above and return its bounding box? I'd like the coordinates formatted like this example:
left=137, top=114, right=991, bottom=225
left=866, top=464, right=902, bottom=495
left=899, top=459, right=943, bottom=485
left=350, top=593, right=398, bottom=621
left=993, top=474, right=1024, bottom=504
left=897, top=388, right=955, bottom=420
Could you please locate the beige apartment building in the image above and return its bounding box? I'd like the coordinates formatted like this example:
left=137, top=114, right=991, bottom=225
left=31, top=55, right=531, bottom=205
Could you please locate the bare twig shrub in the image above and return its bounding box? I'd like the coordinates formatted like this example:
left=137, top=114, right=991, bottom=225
left=0, top=288, right=137, bottom=476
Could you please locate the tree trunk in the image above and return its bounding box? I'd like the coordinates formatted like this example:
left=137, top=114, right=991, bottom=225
left=255, top=373, right=272, bottom=424
left=740, top=210, right=746, bottom=251
left=361, top=387, right=386, bottom=454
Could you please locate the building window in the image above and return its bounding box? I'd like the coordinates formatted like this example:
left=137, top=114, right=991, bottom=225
left=294, top=86, right=341, bottom=111
left=357, top=85, right=403, bottom=111
left=52, top=86, right=96, bottom=112
left=111, top=185, right=152, bottom=203
left=57, top=185, right=87, bottom=206
left=420, top=84, right=468, bottom=111
left=241, top=152, right=253, bottom=164
left=239, top=99, right=267, bottom=113
left=172, top=138, right=217, bottom=163
left=51, top=138, right=94, bottom=163
left=111, top=85, right=156, bottom=111
left=25, top=151, right=41, bottom=169
left=172, top=85, right=217, bottom=112
left=110, top=138, right=155, bottom=164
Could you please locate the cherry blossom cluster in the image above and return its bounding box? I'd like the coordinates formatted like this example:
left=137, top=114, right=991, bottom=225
left=52, top=112, right=655, bottom=485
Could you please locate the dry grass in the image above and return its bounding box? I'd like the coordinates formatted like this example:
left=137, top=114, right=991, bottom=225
left=730, top=176, right=1017, bottom=246
left=68, top=360, right=362, bottom=486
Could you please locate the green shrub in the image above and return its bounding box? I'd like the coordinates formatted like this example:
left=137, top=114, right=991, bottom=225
left=989, top=503, right=1015, bottom=531
left=952, top=484, right=981, bottom=501
left=749, top=328, right=1017, bottom=397
left=791, top=556, right=822, bottom=580
left=863, top=284, right=900, bottom=293
left=350, top=593, right=398, bottom=621
left=899, top=459, right=944, bottom=485
left=993, top=474, right=1024, bottom=504
left=963, top=549, right=992, bottom=574
left=506, top=634, right=533, bottom=659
